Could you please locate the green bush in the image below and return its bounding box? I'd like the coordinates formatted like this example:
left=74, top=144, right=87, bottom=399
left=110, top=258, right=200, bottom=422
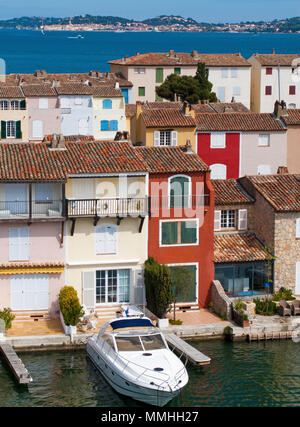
left=169, top=319, right=183, bottom=325
left=144, top=257, right=173, bottom=319
left=253, top=297, right=277, bottom=316
left=234, top=298, right=244, bottom=314
left=272, top=287, right=295, bottom=302
left=0, top=307, right=15, bottom=329
left=59, top=286, right=84, bottom=326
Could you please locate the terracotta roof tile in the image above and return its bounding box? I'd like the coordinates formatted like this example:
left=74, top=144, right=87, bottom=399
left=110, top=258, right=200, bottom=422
left=282, top=109, right=300, bottom=126
left=252, top=54, right=300, bottom=67
left=244, top=174, right=300, bottom=212
left=214, top=233, right=268, bottom=263
left=195, top=112, right=285, bottom=131
left=212, top=179, right=254, bottom=205
left=0, top=85, right=24, bottom=98
left=135, top=145, right=209, bottom=173
left=142, top=108, right=196, bottom=127
left=21, top=84, right=57, bottom=97
left=55, top=83, right=94, bottom=95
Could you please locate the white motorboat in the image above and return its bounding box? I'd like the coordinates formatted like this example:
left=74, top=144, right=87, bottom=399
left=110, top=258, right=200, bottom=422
left=86, top=316, right=189, bottom=406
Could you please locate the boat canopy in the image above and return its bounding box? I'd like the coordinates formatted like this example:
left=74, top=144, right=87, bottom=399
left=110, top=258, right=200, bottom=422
left=110, top=318, right=153, bottom=330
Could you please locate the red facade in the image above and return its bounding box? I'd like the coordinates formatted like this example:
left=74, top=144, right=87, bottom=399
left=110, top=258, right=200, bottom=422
left=147, top=171, right=215, bottom=308
left=197, top=132, right=240, bottom=179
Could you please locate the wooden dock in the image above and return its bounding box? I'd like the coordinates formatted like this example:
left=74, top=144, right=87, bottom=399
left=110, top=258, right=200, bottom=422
left=0, top=343, right=32, bottom=384
left=164, top=333, right=211, bottom=366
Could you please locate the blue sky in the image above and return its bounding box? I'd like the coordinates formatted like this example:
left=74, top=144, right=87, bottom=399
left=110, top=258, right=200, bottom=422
left=0, top=0, right=299, bottom=22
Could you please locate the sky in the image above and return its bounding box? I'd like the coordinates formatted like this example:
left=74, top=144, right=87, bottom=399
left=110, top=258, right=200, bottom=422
left=0, top=0, right=299, bottom=22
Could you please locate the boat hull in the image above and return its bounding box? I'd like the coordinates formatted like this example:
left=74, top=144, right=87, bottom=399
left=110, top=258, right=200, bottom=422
left=87, top=339, right=183, bottom=406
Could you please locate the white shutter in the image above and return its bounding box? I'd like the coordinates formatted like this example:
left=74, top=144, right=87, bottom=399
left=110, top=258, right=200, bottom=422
left=32, top=120, right=43, bottom=138
left=214, top=210, right=222, bottom=231
left=9, top=227, right=29, bottom=261
left=19, top=227, right=30, bottom=261
left=82, top=271, right=95, bottom=309
left=106, top=225, right=117, bottom=254
left=211, top=132, right=225, bottom=148
left=257, top=165, right=271, bottom=175
left=238, top=209, right=248, bottom=231
left=295, top=262, right=300, bottom=295
left=133, top=268, right=145, bottom=305
left=72, top=179, right=94, bottom=199
left=95, top=225, right=105, bottom=254
left=210, top=164, right=227, bottom=179
left=9, top=227, right=18, bottom=261
left=296, top=218, right=300, bottom=238
left=39, top=98, right=48, bottom=109
left=154, top=131, right=160, bottom=146
left=171, top=131, right=178, bottom=146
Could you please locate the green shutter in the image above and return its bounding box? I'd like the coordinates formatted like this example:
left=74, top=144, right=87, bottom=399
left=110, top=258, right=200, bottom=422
left=138, top=87, right=145, bottom=97
left=181, top=221, right=197, bottom=244
left=169, top=265, right=196, bottom=302
left=162, top=222, right=178, bottom=245
left=170, top=176, right=190, bottom=208
left=16, top=121, right=22, bottom=139
left=20, top=100, right=26, bottom=110
left=174, top=67, right=181, bottom=75
left=156, top=68, right=164, bottom=83
left=1, top=121, right=6, bottom=139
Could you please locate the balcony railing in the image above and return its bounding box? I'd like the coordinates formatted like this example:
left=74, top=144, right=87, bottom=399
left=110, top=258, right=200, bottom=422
left=66, top=198, right=148, bottom=218
left=0, top=200, right=64, bottom=220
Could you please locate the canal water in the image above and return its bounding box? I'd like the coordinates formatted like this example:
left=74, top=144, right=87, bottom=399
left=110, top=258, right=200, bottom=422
left=1, top=339, right=300, bottom=407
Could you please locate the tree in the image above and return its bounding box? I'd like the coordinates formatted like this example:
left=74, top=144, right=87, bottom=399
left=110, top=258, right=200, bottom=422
left=194, top=62, right=217, bottom=102
left=156, top=74, right=202, bottom=104
left=144, top=257, right=173, bottom=319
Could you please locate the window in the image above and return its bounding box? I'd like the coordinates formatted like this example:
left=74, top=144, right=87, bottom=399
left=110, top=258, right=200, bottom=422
left=174, top=67, right=181, bottom=75
left=74, top=97, right=83, bottom=105
left=154, top=130, right=177, bottom=146
left=266, top=67, right=273, bottom=75
left=110, top=120, right=118, bottom=131
left=231, top=68, right=238, bottom=78
left=288, top=103, right=296, bottom=109
left=232, top=86, right=241, bottom=96
left=214, top=209, right=248, bottom=231
left=210, top=164, right=227, bottom=179
left=265, top=86, right=272, bottom=95
left=289, top=86, right=296, bottom=95
left=217, top=87, right=226, bottom=102
left=95, top=224, right=117, bottom=255
left=169, top=175, right=191, bottom=208
left=296, top=218, right=300, bottom=238
left=9, top=227, right=30, bottom=261
left=169, top=265, right=197, bottom=302
left=10, top=100, right=20, bottom=110
left=60, top=98, right=70, bottom=108
left=257, top=164, right=271, bottom=175
left=0, top=100, right=8, bottom=110
left=161, top=220, right=198, bottom=246
left=100, top=120, right=118, bottom=131
left=156, top=68, right=164, bottom=83
left=258, top=134, right=270, bottom=146
left=96, top=269, right=130, bottom=304
left=102, top=99, right=112, bottom=109
left=35, top=184, right=53, bottom=203
left=138, top=87, right=145, bottom=97
left=221, top=210, right=236, bottom=229
left=101, top=120, right=109, bottom=131
left=6, top=121, right=16, bottom=138
left=134, top=68, right=145, bottom=74
left=39, top=98, right=48, bottom=109
left=211, top=132, right=226, bottom=148
left=221, top=68, right=228, bottom=78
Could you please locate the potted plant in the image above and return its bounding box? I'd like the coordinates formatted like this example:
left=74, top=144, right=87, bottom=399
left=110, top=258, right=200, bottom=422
left=242, top=313, right=250, bottom=328
left=59, top=286, right=84, bottom=337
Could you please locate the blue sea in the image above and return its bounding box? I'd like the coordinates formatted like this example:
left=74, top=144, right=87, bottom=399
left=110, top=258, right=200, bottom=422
left=0, top=29, right=300, bottom=74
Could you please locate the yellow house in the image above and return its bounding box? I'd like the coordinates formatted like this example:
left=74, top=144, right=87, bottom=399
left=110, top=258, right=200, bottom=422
left=131, top=102, right=197, bottom=151
left=61, top=140, right=149, bottom=310
left=0, top=86, right=28, bottom=141
left=92, top=85, right=127, bottom=140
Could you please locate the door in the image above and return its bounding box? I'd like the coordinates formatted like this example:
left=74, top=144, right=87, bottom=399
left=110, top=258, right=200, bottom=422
left=6, top=184, right=28, bottom=214
left=95, top=269, right=130, bottom=304
left=78, top=118, right=89, bottom=135
left=11, top=274, right=49, bottom=311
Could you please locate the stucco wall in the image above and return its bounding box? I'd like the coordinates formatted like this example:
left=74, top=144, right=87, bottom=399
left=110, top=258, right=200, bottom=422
left=27, top=96, right=60, bottom=140
left=286, top=126, right=300, bottom=173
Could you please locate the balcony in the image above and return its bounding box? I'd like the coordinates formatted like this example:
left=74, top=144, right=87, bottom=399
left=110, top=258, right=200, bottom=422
left=0, top=200, right=64, bottom=222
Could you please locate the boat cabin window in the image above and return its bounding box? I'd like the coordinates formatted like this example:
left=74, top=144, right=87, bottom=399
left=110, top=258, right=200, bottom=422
left=115, top=336, right=144, bottom=352
left=141, top=334, right=166, bottom=351
left=102, top=334, right=115, bottom=350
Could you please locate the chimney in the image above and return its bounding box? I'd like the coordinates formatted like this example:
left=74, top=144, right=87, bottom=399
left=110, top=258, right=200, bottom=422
left=191, top=50, right=198, bottom=58
left=183, top=140, right=193, bottom=154
left=57, top=134, right=65, bottom=149
left=115, top=81, right=120, bottom=89
left=274, top=100, right=288, bottom=118
left=272, top=48, right=275, bottom=54
left=277, top=166, right=289, bottom=174
left=169, top=50, right=175, bottom=57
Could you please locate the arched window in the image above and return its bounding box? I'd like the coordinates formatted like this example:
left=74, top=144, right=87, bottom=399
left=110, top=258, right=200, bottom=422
left=210, top=164, right=227, bottom=180
left=169, top=175, right=191, bottom=208
left=102, top=99, right=112, bottom=109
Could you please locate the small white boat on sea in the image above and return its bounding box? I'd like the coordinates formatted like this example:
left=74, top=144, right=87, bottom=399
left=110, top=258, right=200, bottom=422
left=86, top=315, right=189, bottom=406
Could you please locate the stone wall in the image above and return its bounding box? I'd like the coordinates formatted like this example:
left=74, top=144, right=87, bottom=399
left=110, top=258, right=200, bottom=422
left=210, top=280, right=233, bottom=320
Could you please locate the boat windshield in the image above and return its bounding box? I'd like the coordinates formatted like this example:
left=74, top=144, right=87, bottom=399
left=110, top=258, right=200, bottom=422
left=115, top=334, right=166, bottom=352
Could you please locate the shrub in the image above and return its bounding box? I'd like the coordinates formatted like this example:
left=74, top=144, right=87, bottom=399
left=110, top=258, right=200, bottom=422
left=59, top=286, right=84, bottom=326
left=234, top=298, right=244, bottom=314
left=253, top=297, right=277, bottom=316
left=169, top=319, right=183, bottom=325
left=0, top=307, right=15, bottom=329
left=272, top=287, right=295, bottom=302
left=144, top=257, right=173, bottom=319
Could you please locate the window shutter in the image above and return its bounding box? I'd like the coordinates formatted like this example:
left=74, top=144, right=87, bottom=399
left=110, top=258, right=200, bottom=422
left=106, top=225, right=117, bottom=254
left=154, top=131, right=160, bottom=146
left=9, top=227, right=29, bottom=261
left=110, top=120, right=118, bottom=131
left=161, top=222, right=178, bottom=245
left=16, top=121, right=22, bottom=139
left=214, top=210, right=222, bottom=231
left=82, top=271, right=95, bottom=309
left=1, top=121, right=6, bottom=139
left=103, top=99, right=112, bottom=109
left=238, top=209, right=248, bottom=230
left=171, top=131, right=177, bottom=146
left=9, top=228, right=18, bottom=261
left=32, top=120, right=43, bottom=138
left=19, top=227, right=30, bottom=261
left=296, top=218, right=300, bottom=238
left=257, top=165, right=271, bottom=175
left=101, top=120, right=109, bottom=131
left=20, top=100, right=26, bottom=109
left=133, top=269, right=145, bottom=305
left=95, top=226, right=105, bottom=254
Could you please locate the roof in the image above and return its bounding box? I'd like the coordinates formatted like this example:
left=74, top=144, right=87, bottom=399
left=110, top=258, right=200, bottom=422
left=212, top=179, right=253, bottom=205
left=53, top=141, right=148, bottom=175
left=281, top=109, right=300, bottom=126
left=135, top=145, right=209, bottom=173
left=90, top=85, right=123, bottom=97
left=0, top=143, right=67, bottom=181
left=141, top=108, right=196, bottom=128
left=21, top=84, right=57, bottom=97
left=55, top=83, right=94, bottom=96
left=244, top=174, right=300, bottom=212
left=0, top=85, right=24, bottom=98
left=214, top=233, right=268, bottom=263
left=251, top=54, right=300, bottom=67
left=109, top=52, right=250, bottom=67
left=195, top=112, right=285, bottom=131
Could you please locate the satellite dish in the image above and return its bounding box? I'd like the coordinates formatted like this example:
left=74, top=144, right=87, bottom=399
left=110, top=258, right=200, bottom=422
left=291, top=58, right=300, bottom=83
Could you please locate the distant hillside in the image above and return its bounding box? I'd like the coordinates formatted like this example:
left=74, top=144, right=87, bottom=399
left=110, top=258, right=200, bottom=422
left=142, top=15, right=199, bottom=27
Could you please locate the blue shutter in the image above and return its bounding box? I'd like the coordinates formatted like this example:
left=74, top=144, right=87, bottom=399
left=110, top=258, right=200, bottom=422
left=102, top=99, right=112, bottom=109
left=110, top=120, right=118, bottom=131
left=101, top=120, right=109, bottom=131
left=121, top=89, right=129, bottom=104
